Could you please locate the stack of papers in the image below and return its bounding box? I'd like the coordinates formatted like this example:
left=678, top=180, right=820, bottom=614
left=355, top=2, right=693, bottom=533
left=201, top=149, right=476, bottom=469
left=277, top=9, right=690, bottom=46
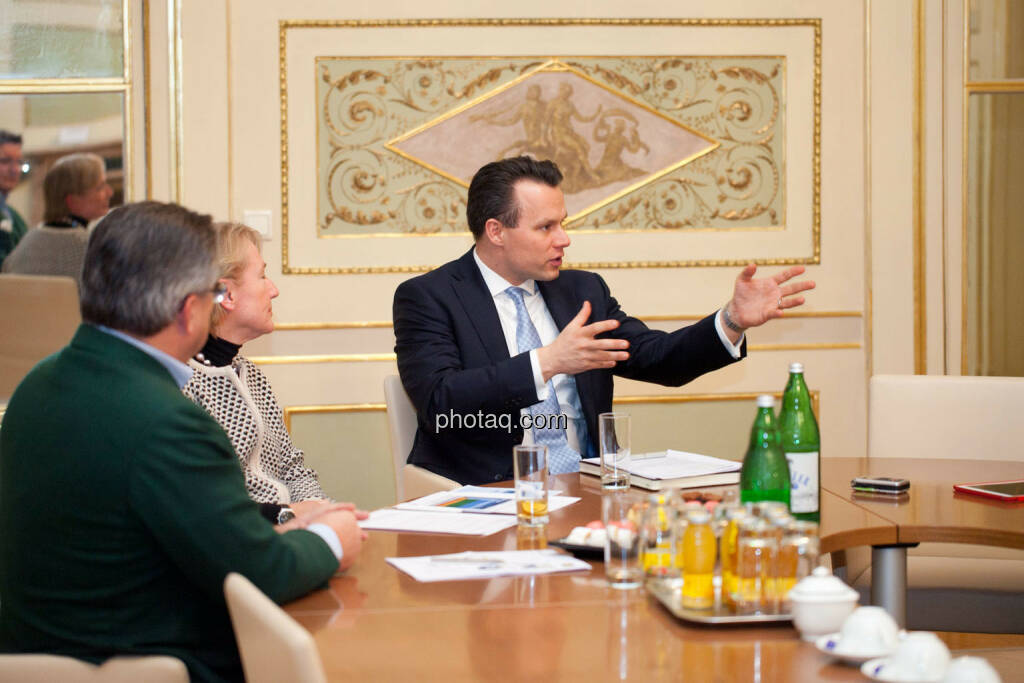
left=358, top=485, right=582, bottom=536
left=387, top=550, right=591, bottom=582
left=580, top=449, right=741, bottom=490
left=360, top=508, right=518, bottom=536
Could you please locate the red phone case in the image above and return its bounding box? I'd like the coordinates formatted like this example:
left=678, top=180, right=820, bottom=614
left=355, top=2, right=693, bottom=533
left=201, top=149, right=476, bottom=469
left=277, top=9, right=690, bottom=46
left=952, top=480, right=1024, bottom=501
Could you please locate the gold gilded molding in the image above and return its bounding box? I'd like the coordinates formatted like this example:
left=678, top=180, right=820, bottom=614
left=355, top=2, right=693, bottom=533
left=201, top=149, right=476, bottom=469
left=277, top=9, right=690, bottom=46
left=913, top=0, right=926, bottom=374
left=249, top=342, right=856, bottom=365
left=269, top=310, right=862, bottom=331
left=280, top=391, right=822, bottom=430
left=0, top=79, right=127, bottom=93
left=274, top=320, right=394, bottom=330
left=965, top=81, right=1024, bottom=92
left=747, top=342, right=860, bottom=352
left=614, top=389, right=821, bottom=420
left=143, top=0, right=152, bottom=198
left=283, top=403, right=386, bottom=431
left=122, top=0, right=133, bottom=202
left=249, top=353, right=396, bottom=365
left=864, top=0, right=873, bottom=380
left=279, top=18, right=822, bottom=274
left=961, top=0, right=969, bottom=375
left=168, top=0, right=184, bottom=203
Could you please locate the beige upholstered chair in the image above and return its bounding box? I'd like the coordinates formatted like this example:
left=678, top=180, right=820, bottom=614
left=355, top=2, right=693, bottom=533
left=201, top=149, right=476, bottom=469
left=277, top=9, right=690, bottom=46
left=846, top=374, right=1024, bottom=632
left=0, top=274, right=80, bottom=402
left=223, top=572, right=327, bottom=683
left=0, top=654, right=188, bottom=682
left=383, top=374, right=460, bottom=502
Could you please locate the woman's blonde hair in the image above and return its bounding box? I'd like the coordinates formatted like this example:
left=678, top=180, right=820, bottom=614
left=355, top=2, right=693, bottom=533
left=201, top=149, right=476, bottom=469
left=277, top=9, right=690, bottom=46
left=210, top=221, right=262, bottom=330
left=43, top=153, right=105, bottom=224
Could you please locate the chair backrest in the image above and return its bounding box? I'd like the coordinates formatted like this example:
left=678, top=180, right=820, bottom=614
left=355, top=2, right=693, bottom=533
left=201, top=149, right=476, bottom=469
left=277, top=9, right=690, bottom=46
left=0, top=654, right=188, bottom=682
left=0, top=274, right=80, bottom=401
left=383, top=374, right=418, bottom=500
left=223, top=573, right=327, bottom=683
left=868, top=374, right=1024, bottom=461
left=383, top=374, right=461, bottom=501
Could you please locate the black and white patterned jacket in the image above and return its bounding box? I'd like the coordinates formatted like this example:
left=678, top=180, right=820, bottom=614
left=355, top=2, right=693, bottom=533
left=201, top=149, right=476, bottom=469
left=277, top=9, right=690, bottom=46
left=183, top=356, right=327, bottom=504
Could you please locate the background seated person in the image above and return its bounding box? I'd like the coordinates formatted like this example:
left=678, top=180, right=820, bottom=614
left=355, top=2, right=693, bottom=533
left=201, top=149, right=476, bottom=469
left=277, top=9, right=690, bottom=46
left=1, top=152, right=113, bottom=284
left=184, top=221, right=335, bottom=526
left=0, top=201, right=364, bottom=683
left=0, top=129, right=28, bottom=266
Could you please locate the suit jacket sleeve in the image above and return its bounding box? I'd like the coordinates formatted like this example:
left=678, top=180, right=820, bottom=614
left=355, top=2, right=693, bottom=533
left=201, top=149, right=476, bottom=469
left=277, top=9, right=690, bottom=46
left=590, top=272, right=745, bottom=386
left=128, top=403, right=338, bottom=605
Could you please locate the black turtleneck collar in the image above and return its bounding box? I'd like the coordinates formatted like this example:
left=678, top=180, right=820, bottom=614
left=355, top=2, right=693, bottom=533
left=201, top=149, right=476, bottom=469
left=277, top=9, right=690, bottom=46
left=195, top=334, right=241, bottom=367
left=46, top=214, right=90, bottom=229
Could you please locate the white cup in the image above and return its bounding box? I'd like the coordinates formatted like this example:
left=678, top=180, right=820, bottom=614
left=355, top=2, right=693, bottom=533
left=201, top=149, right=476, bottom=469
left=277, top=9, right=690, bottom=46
left=942, top=656, right=1002, bottom=683
left=836, top=606, right=900, bottom=654
left=882, top=632, right=951, bottom=681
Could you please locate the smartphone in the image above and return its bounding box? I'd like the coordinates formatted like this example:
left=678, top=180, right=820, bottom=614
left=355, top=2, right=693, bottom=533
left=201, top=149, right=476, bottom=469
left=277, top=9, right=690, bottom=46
left=851, top=476, right=910, bottom=494
left=952, top=480, right=1024, bottom=501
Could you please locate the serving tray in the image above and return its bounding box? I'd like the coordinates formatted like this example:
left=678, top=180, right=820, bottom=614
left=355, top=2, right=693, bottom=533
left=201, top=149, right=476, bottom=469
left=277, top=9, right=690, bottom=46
left=646, top=578, right=792, bottom=625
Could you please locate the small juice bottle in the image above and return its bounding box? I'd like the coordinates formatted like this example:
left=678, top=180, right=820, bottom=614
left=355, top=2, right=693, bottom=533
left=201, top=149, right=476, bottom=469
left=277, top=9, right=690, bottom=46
left=681, top=508, right=716, bottom=609
left=720, top=507, right=747, bottom=609
left=640, top=494, right=675, bottom=577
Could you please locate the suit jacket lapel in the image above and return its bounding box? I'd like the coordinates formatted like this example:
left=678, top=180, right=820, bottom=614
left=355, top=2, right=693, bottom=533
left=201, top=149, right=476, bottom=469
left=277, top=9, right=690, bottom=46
left=450, top=249, right=510, bottom=364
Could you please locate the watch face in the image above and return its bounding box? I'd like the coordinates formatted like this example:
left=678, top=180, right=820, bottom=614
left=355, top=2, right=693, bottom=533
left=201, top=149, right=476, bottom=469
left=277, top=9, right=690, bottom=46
left=277, top=508, right=296, bottom=525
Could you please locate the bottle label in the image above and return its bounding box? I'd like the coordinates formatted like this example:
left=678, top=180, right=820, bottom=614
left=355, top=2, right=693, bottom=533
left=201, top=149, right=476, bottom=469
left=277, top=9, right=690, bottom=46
left=785, top=451, right=819, bottom=513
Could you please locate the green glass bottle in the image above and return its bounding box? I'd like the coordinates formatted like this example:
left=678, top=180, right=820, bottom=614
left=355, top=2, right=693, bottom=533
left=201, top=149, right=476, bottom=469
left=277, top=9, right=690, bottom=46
left=740, top=395, right=791, bottom=507
left=778, top=362, right=821, bottom=522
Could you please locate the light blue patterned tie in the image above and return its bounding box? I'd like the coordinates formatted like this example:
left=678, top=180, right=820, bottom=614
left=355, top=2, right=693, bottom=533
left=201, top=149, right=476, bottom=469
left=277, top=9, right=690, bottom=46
left=505, top=286, right=580, bottom=474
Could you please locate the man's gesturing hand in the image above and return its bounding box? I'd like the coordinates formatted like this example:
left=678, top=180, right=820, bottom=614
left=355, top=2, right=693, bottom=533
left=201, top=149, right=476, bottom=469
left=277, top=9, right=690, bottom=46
left=536, top=301, right=629, bottom=381
left=724, top=263, right=816, bottom=332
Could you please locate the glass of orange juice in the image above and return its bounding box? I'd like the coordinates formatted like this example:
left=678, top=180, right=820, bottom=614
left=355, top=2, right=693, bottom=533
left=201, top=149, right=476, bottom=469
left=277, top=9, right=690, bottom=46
left=514, top=445, right=549, bottom=526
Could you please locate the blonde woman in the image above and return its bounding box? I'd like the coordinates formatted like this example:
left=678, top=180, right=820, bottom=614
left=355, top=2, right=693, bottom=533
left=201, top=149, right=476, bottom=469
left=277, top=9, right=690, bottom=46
left=183, top=221, right=342, bottom=525
left=2, top=152, right=112, bottom=282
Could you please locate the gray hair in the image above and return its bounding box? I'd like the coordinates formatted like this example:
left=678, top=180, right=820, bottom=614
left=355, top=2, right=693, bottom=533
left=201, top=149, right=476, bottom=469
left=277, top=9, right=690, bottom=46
left=80, top=201, right=218, bottom=336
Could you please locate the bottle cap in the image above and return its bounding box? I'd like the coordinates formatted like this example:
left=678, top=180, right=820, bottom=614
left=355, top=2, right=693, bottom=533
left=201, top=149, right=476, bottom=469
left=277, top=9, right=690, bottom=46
left=686, top=508, right=711, bottom=524
left=757, top=394, right=775, bottom=408
left=789, top=362, right=804, bottom=373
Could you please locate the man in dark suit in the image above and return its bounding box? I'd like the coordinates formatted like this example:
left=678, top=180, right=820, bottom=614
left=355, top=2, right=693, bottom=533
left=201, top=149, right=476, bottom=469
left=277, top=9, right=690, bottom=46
left=394, top=157, right=814, bottom=485
left=0, top=202, right=365, bottom=683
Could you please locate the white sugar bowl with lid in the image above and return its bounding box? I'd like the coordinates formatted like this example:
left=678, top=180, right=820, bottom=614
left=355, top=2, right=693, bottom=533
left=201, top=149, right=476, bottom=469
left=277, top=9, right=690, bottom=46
left=788, top=566, right=859, bottom=641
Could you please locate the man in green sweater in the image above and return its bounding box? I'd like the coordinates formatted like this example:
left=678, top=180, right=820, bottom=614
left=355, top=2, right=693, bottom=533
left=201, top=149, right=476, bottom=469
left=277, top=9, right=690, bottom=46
left=0, top=201, right=364, bottom=682
left=0, top=130, right=29, bottom=266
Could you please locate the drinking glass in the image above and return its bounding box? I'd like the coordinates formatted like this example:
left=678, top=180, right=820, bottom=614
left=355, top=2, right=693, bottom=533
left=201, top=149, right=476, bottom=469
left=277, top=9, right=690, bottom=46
left=598, top=412, right=631, bottom=490
left=602, top=490, right=643, bottom=589
left=734, top=517, right=776, bottom=614
left=514, top=444, right=548, bottom=526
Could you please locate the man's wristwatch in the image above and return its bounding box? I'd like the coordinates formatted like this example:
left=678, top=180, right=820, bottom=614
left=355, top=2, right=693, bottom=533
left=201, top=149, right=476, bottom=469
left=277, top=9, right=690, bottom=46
left=721, top=306, right=746, bottom=333
left=277, top=507, right=296, bottom=525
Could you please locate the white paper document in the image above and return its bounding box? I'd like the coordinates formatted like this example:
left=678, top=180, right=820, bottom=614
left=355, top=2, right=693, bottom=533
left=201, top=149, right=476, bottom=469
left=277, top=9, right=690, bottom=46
left=582, top=449, right=741, bottom=480
left=359, top=508, right=518, bottom=536
left=394, top=485, right=579, bottom=515
left=387, top=549, right=592, bottom=582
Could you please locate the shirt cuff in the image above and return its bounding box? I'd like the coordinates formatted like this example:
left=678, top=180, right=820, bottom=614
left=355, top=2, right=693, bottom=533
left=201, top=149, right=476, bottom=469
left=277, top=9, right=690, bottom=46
left=528, top=349, right=549, bottom=399
left=714, top=309, right=744, bottom=360
left=306, top=522, right=344, bottom=560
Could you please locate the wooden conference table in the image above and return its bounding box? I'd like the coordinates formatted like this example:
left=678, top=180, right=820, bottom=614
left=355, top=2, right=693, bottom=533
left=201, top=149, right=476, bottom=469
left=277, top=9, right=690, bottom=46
left=821, top=457, right=1024, bottom=627
left=284, top=472, right=965, bottom=682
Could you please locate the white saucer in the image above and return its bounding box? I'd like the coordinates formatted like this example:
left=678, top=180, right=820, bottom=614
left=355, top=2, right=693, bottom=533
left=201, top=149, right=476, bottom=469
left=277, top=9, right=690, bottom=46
left=861, top=657, right=944, bottom=682
left=815, top=633, right=895, bottom=665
